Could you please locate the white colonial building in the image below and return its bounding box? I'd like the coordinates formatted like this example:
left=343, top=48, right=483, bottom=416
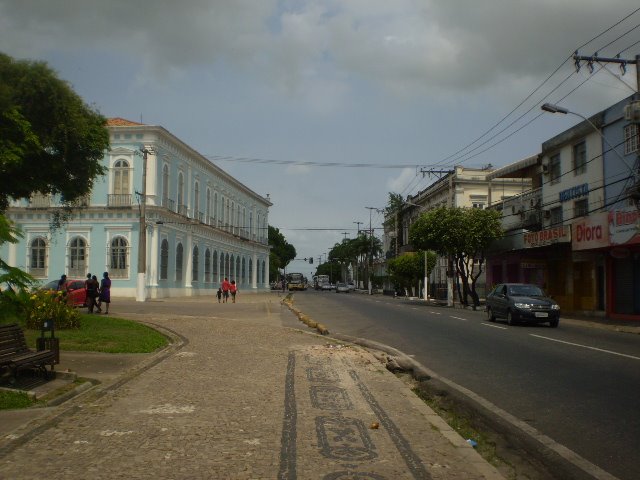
left=1, top=118, right=272, bottom=299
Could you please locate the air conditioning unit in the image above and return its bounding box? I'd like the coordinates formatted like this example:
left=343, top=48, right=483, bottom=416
left=624, top=101, right=640, bottom=123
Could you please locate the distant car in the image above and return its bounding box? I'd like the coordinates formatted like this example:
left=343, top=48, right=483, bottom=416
left=335, top=282, right=350, bottom=293
left=347, top=282, right=355, bottom=291
left=486, top=283, right=560, bottom=327
left=321, top=283, right=333, bottom=291
left=40, top=279, right=88, bottom=308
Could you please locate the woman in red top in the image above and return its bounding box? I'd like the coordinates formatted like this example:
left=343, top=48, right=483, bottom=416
left=221, top=277, right=230, bottom=303
left=230, top=280, right=238, bottom=303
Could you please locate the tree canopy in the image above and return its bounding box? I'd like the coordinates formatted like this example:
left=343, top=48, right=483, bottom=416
left=409, top=207, right=503, bottom=307
left=0, top=52, right=110, bottom=211
left=268, top=226, right=296, bottom=280
left=386, top=250, right=436, bottom=295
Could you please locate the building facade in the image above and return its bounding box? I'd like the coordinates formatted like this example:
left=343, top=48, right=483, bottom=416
left=383, top=166, right=531, bottom=300
left=2, top=118, right=272, bottom=299
left=486, top=94, right=640, bottom=320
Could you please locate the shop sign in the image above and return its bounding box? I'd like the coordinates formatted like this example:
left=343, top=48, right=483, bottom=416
left=559, top=183, right=589, bottom=202
left=572, top=212, right=609, bottom=251
left=609, top=208, right=640, bottom=246
left=523, top=225, right=571, bottom=248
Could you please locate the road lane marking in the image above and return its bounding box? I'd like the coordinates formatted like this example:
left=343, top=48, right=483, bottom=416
left=450, top=316, right=468, bottom=322
left=429, top=311, right=441, bottom=315
left=481, top=323, right=507, bottom=330
left=530, top=334, right=640, bottom=361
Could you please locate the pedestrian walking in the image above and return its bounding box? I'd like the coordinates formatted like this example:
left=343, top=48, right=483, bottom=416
left=221, top=277, right=230, bottom=303
left=216, top=287, right=222, bottom=303
left=97, top=271, right=111, bottom=314
left=86, top=275, right=100, bottom=313
left=230, top=280, right=237, bottom=303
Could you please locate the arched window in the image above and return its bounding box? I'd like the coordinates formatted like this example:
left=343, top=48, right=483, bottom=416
left=30, top=237, right=47, bottom=277
left=220, top=252, right=225, bottom=280
left=214, top=193, right=218, bottom=224
left=110, top=236, right=129, bottom=278
left=206, top=188, right=211, bottom=224
left=212, top=250, right=218, bottom=283
left=242, top=257, right=246, bottom=284
left=261, top=260, right=266, bottom=284
left=194, top=182, right=200, bottom=220
left=176, top=243, right=183, bottom=282
left=249, top=259, right=253, bottom=284
left=225, top=253, right=230, bottom=277
left=160, top=239, right=169, bottom=280
left=236, top=256, right=240, bottom=281
left=230, top=254, right=235, bottom=279
left=226, top=199, right=230, bottom=229
left=192, top=245, right=199, bottom=282
left=68, top=237, right=87, bottom=277
left=177, top=172, right=185, bottom=215
left=204, top=249, right=211, bottom=283
left=231, top=202, right=235, bottom=233
left=162, top=164, right=170, bottom=207
left=113, top=159, right=130, bottom=195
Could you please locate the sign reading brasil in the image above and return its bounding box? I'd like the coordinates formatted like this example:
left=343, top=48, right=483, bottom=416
left=523, top=225, right=570, bottom=248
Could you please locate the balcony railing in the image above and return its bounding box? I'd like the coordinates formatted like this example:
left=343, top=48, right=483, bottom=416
left=28, top=194, right=51, bottom=208
left=107, top=194, right=132, bottom=207
left=161, top=197, right=175, bottom=211
left=177, top=204, right=188, bottom=217
left=492, top=187, right=543, bottom=230
left=196, top=211, right=205, bottom=223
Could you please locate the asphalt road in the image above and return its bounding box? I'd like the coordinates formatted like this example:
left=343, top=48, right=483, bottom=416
left=290, top=290, right=640, bottom=480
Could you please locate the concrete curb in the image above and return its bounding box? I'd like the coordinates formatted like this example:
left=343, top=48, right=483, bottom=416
left=287, top=306, right=620, bottom=480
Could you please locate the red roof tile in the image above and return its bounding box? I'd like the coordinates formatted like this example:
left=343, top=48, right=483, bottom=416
left=107, top=117, right=145, bottom=126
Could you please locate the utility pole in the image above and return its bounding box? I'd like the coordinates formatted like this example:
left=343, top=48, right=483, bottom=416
left=573, top=52, right=639, bottom=92
left=573, top=52, right=640, bottom=209
left=136, top=146, right=151, bottom=302
left=365, top=207, right=378, bottom=295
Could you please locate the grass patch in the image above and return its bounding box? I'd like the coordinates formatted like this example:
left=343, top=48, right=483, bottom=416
left=412, top=387, right=502, bottom=468
left=22, top=314, right=168, bottom=353
left=0, top=390, right=36, bottom=410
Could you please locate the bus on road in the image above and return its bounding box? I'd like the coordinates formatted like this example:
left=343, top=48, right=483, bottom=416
left=287, top=273, right=307, bottom=291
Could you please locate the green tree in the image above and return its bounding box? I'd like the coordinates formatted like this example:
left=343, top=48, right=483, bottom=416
left=0, top=52, right=110, bottom=212
left=386, top=251, right=436, bottom=296
left=383, top=192, right=404, bottom=256
left=268, top=226, right=296, bottom=281
left=409, top=207, right=503, bottom=308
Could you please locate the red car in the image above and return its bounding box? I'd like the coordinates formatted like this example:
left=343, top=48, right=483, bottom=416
left=40, top=279, right=88, bottom=307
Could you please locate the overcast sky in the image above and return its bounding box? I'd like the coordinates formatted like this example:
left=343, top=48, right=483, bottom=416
left=1, top=1, right=639, bottom=277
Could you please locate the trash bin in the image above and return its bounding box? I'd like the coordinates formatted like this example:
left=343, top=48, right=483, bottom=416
left=36, top=319, right=60, bottom=365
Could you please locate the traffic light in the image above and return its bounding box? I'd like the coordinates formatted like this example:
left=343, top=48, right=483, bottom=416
left=309, top=257, right=313, bottom=264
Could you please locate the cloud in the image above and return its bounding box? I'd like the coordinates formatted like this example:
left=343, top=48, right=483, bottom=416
left=387, top=168, right=417, bottom=194
left=285, top=164, right=312, bottom=175
left=4, top=0, right=638, bottom=103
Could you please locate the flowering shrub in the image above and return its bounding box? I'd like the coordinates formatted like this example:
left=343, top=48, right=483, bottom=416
left=25, top=290, right=81, bottom=330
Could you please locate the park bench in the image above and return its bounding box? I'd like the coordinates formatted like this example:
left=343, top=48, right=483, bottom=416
left=0, top=323, right=56, bottom=381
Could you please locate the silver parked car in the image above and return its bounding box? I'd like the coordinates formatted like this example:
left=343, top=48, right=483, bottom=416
left=335, top=282, right=350, bottom=293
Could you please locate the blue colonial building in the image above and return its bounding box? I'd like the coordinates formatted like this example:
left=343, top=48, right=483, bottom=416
left=1, top=118, right=272, bottom=299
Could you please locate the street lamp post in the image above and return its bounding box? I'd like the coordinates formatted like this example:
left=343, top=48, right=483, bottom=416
left=136, top=147, right=151, bottom=302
